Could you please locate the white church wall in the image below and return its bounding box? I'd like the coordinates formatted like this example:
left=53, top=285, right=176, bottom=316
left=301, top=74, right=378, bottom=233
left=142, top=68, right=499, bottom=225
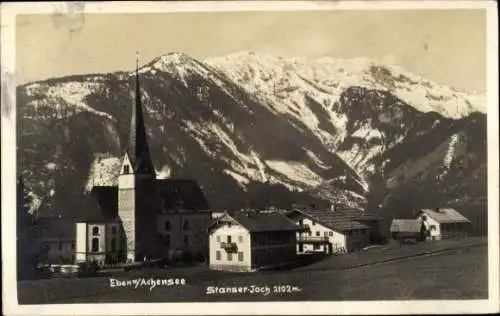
left=76, top=223, right=87, bottom=263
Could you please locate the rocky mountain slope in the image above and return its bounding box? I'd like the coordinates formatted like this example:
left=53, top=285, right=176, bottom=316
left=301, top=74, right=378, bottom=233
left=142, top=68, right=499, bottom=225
left=16, top=52, right=487, bottom=232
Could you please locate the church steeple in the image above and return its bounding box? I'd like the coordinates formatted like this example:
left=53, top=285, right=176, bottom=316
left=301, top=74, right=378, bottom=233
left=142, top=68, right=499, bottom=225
left=124, top=52, right=155, bottom=176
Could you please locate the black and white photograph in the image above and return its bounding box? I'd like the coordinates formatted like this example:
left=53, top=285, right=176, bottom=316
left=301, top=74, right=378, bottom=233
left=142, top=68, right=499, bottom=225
left=1, top=1, right=499, bottom=315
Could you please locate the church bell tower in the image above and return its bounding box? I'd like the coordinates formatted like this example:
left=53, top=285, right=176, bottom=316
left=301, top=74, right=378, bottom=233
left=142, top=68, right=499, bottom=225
left=118, top=53, right=157, bottom=262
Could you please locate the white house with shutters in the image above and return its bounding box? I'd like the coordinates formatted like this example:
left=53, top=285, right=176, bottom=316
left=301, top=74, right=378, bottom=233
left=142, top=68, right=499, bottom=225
left=285, top=207, right=371, bottom=254
left=208, top=211, right=298, bottom=272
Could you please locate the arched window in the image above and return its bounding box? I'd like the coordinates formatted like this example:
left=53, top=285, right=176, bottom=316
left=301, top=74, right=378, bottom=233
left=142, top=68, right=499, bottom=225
left=91, top=238, right=99, bottom=252
left=110, top=238, right=117, bottom=252
left=92, top=227, right=99, bottom=236
left=164, top=221, right=171, bottom=231
left=123, top=165, right=130, bottom=174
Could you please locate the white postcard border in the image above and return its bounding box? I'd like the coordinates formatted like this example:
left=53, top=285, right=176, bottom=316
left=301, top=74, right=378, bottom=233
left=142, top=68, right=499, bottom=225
left=1, top=1, right=498, bottom=315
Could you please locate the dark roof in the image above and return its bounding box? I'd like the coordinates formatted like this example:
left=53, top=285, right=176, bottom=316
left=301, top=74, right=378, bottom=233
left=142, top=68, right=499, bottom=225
left=36, top=217, right=76, bottom=240
left=419, top=208, right=470, bottom=223
left=75, top=186, right=119, bottom=222
left=226, top=211, right=298, bottom=233
left=338, top=209, right=381, bottom=222
left=125, top=67, right=156, bottom=175
left=390, top=219, right=422, bottom=233
left=156, top=179, right=210, bottom=211
left=293, top=208, right=369, bottom=232
left=73, top=178, right=210, bottom=222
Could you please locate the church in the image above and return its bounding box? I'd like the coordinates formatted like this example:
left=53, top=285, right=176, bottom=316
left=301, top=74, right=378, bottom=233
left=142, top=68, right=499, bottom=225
left=72, top=62, right=212, bottom=265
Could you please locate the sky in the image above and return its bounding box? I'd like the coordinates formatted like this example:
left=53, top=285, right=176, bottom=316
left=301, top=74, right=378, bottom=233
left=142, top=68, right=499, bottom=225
left=16, top=9, right=487, bottom=92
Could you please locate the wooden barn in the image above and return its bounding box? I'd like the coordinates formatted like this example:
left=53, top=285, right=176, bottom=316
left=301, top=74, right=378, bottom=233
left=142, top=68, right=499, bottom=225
left=390, top=219, right=426, bottom=242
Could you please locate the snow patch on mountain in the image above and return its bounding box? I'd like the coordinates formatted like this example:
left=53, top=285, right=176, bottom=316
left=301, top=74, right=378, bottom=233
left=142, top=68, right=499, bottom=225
left=45, top=162, right=58, bottom=171
left=266, top=160, right=323, bottom=187
left=443, top=134, right=460, bottom=169
left=304, top=148, right=330, bottom=170
left=223, top=169, right=250, bottom=187
left=24, top=81, right=116, bottom=121
left=157, top=165, right=172, bottom=179
left=206, top=52, right=485, bottom=119
left=85, top=156, right=121, bottom=191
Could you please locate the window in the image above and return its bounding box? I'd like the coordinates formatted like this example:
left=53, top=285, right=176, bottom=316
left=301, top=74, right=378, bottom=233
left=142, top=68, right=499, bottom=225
left=421, top=215, right=427, bottom=221
left=92, top=226, right=99, bottom=236
left=58, top=243, right=62, bottom=251
left=314, top=244, right=320, bottom=250
left=227, top=253, right=233, bottom=261
left=238, top=252, right=244, bottom=262
left=430, top=225, right=436, bottom=231
left=165, top=234, right=171, bottom=246
left=71, top=243, right=75, bottom=250
left=312, top=221, right=316, bottom=226
left=164, top=221, right=171, bottom=231
left=123, top=165, right=130, bottom=174
left=308, top=230, right=312, bottom=236
left=111, top=238, right=117, bottom=252
left=227, top=235, right=232, bottom=243
left=329, top=231, right=333, bottom=237
left=183, top=220, right=190, bottom=231
left=347, top=230, right=352, bottom=236
left=324, top=232, right=328, bottom=237
left=111, top=226, right=117, bottom=235
left=238, top=235, right=243, bottom=243
left=183, top=235, right=189, bottom=246
left=216, top=235, right=220, bottom=242
left=315, top=231, right=320, bottom=237
left=216, top=250, right=221, bottom=260
left=91, top=238, right=99, bottom=252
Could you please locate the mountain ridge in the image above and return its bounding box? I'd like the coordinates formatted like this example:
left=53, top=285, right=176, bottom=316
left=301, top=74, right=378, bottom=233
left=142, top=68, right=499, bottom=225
left=17, top=51, right=487, bottom=233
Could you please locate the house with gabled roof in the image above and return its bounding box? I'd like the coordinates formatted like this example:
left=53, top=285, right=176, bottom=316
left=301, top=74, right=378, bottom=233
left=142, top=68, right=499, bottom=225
left=416, top=208, right=470, bottom=240
left=285, top=205, right=372, bottom=254
left=390, top=219, right=425, bottom=241
left=208, top=210, right=298, bottom=272
left=336, top=208, right=385, bottom=242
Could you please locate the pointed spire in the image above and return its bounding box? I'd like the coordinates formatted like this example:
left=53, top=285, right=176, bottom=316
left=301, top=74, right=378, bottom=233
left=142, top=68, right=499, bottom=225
left=126, top=51, right=155, bottom=176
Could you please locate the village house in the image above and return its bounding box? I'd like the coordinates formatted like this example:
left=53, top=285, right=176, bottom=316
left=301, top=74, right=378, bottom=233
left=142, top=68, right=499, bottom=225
left=285, top=205, right=373, bottom=254
left=416, top=208, right=470, bottom=240
left=208, top=211, right=298, bottom=272
left=34, top=61, right=212, bottom=266
left=336, top=208, right=385, bottom=243
left=390, top=219, right=425, bottom=242
left=36, top=217, right=76, bottom=264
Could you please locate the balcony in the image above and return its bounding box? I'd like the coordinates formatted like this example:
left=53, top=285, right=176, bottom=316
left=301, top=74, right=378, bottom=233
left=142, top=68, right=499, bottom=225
left=220, top=242, right=238, bottom=252
left=297, top=236, right=329, bottom=243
